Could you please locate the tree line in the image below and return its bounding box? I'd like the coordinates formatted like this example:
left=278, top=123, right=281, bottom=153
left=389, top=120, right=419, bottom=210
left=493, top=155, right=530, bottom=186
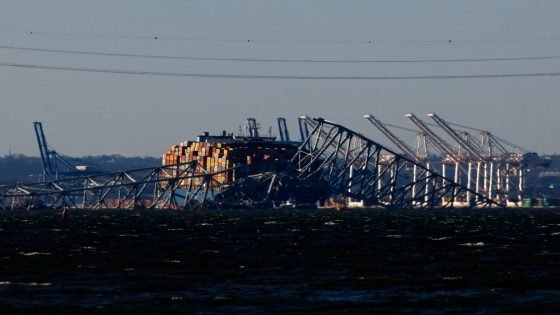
left=0, top=154, right=160, bottom=185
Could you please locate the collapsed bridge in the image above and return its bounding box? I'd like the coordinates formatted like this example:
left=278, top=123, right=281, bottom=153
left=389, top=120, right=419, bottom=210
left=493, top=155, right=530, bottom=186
left=0, top=117, right=501, bottom=210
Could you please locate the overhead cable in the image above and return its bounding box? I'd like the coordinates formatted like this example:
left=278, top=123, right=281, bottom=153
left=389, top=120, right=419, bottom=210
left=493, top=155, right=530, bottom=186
left=2, top=44, right=560, bottom=64
left=1, top=29, right=559, bottom=45
left=1, top=60, right=560, bottom=80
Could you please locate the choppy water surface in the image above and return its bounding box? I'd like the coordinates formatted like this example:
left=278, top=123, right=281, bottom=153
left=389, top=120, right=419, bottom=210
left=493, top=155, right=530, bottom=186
left=1, top=208, right=560, bottom=313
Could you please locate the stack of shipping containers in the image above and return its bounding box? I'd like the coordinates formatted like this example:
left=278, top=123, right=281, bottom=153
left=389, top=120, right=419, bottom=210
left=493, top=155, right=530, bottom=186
left=162, top=136, right=299, bottom=188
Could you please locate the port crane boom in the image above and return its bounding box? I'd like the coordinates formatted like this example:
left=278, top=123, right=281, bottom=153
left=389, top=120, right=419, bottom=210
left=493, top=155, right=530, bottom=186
left=33, top=122, right=55, bottom=179
left=426, top=113, right=524, bottom=202
left=404, top=113, right=473, bottom=203
left=277, top=117, right=291, bottom=142
left=364, top=114, right=420, bottom=162
left=33, top=121, right=97, bottom=181
left=34, top=122, right=82, bottom=180
left=404, top=113, right=458, bottom=160
left=365, top=113, right=430, bottom=202
left=427, top=113, right=484, bottom=161
left=246, top=118, right=260, bottom=137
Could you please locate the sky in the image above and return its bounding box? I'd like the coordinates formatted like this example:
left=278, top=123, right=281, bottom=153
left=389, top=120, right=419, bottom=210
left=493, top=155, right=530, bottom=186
left=0, top=0, right=559, bottom=157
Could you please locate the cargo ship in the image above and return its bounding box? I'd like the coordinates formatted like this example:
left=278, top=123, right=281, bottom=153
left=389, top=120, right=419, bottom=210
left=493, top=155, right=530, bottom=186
left=160, top=118, right=328, bottom=208
left=162, top=131, right=301, bottom=185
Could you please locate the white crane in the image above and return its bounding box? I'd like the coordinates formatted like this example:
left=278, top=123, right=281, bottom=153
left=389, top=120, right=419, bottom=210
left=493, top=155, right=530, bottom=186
left=364, top=114, right=421, bottom=162
left=405, top=113, right=468, bottom=205
left=443, top=118, right=529, bottom=205
left=425, top=112, right=490, bottom=202
left=365, top=113, right=433, bottom=201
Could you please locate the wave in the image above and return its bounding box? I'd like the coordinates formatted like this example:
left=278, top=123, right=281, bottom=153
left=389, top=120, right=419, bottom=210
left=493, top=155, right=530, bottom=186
left=429, top=236, right=452, bottom=241
left=18, top=252, right=52, bottom=256
left=18, top=282, right=52, bottom=287
left=458, top=242, right=485, bottom=247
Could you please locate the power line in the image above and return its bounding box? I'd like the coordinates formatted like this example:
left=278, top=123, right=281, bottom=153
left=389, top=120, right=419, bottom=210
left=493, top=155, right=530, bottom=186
left=2, top=44, right=560, bottom=64
left=1, top=60, right=559, bottom=80
left=1, top=29, right=559, bottom=45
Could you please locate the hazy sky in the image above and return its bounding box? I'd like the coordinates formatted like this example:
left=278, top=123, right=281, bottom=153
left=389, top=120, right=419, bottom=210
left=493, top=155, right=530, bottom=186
left=1, top=1, right=559, bottom=157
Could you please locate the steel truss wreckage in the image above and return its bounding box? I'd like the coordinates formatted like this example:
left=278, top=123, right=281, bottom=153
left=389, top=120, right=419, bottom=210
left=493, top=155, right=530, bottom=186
left=1, top=117, right=502, bottom=210
left=0, top=162, right=325, bottom=210
left=0, top=162, right=238, bottom=210
left=292, top=117, right=501, bottom=209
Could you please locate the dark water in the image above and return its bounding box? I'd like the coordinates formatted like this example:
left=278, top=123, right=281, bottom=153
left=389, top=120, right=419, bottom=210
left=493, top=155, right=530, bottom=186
left=1, top=208, right=560, bottom=314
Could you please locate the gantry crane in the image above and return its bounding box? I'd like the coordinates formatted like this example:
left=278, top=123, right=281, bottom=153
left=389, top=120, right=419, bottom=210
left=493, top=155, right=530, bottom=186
left=425, top=112, right=492, bottom=201
left=246, top=118, right=260, bottom=137
left=443, top=118, right=529, bottom=205
left=404, top=114, right=460, bottom=162
left=404, top=113, right=472, bottom=204
left=277, top=117, right=291, bottom=142
left=427, top=113, right=484, bottom=160
left=427, top=112, right=525, bottom=203
left=365, top=114, right=433, bottom=201
left=364, top=114, right=420, bottom=162
left=297, top=115, right=311, bottom=144
left=33, top=121, right=97, bottom=181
